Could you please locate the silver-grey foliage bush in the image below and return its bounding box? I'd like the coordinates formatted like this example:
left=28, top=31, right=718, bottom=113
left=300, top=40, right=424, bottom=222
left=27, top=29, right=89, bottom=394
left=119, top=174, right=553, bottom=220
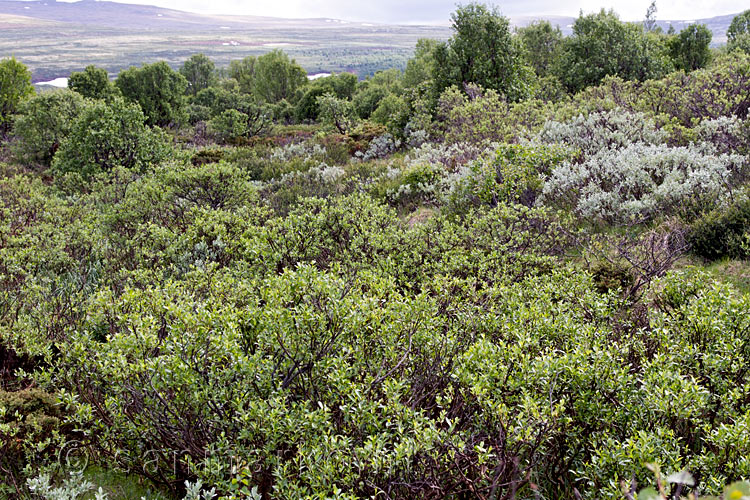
left=540, top=143, right=748, bottom=223
left=27, top=473, right=104, bottom=500
left=406, top=141, right=489, bottom=172
left=270, top=141, right=327, bottom=162
left=357, top=133, right=401, bottom=161
left=27, top=474, right=217, bottom=500
left=538, top=109, right=667, bottom=155
left=694, top=115, right=750, bottom=155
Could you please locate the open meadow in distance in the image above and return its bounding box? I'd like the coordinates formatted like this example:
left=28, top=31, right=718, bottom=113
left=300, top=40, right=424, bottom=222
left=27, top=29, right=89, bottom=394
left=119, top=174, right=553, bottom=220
left=0, top=1, right=452, bottom=81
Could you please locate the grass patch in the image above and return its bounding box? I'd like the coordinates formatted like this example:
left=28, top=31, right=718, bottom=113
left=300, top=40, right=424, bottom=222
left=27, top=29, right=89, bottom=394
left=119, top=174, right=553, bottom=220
left=81, top=467, right=174, bottom=500
left=677, top=256, right=750, bottom=294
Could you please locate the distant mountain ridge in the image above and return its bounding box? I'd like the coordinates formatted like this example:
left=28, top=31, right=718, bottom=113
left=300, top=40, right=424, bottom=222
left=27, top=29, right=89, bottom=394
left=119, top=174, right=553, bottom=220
left=0, top=0, right=739, bottom=42
left=0, top=0, right=348, bottom=30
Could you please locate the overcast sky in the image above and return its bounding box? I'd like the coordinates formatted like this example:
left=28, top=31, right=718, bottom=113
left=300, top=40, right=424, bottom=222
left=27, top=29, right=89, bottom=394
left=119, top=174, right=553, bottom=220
left=59, top=0, right=747, bottom=23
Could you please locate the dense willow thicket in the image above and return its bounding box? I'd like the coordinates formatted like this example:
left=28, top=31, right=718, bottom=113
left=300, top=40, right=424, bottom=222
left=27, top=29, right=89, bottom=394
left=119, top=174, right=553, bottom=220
left=2, top=3, right=750, bottom=500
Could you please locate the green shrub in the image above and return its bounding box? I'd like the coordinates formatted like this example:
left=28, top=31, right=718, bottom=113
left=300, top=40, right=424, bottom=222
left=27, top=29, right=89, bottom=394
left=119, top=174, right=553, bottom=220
left=348, top=121, right=387, bottom=152
left=223, top=147, right=272, bottom=180
left=207, top=109, right=249, bottom=143
left=68, top=65, right=118, bottom=100
left=230, top=143, right=326, bottom=183
left=191, top=148, right=225, bottom=166
left=728, top=10, right=750, bottom=52
left=0, top=57, right=34, bottom=134
left=51, top=97, right=171, bottom=177
left=669, top=24, right=713, bottom=72
left=436, top=85, right=551, bottom=145
left=6, top=47, right=750, bottom=500
left=101, top=161, right=259, bottom=281
left=186, top=103, right=211, bottom=124
left=115, top=61, right=188, bottom=127
left=6, top=164, right=749, bottom=499
left=0, top=173, right=102, bottom=359
left=33, top=262, right=750, bottom=498
left=12, top=90, right=87, bottom=168
left=448, top=142, right=575, bottom=212
left=589, top=259, right=635, bottom=294
left=316, top=93, right=358, bottom=134
left=259, top=164, right=349, bottom=215
left=204, top=97, right=272, bottom=144
left=317, top=133, right=355, bottom=165
left=0, top=388, right=67, bottom=497
left=555, top=9, right=672, bottom=93
left=432, top=3, right=533, bottom=101
left=376, top=162, right=440, bottom=209
left=570, top=52, right=750, bottom=127
left=689, top=194, right=750, bottom=260
left=192, top=86, right=238, bottom=119
left=370, top=94, right=410, bottom=137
